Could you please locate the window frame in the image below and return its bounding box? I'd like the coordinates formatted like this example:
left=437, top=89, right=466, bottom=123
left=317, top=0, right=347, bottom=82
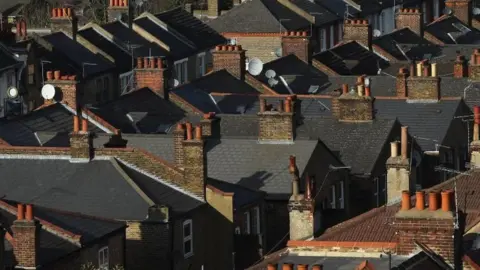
left=338, top=23, right=343, bottom=42
left=183, top=219, right=194, bottom=258
left=243, top=211, right=251, bottom=234
left=174, top=58, right=188, bottom=84
left=98, top=246, right=109, bottom=270
left=329, top=25, right=335, bottom=48
left=330, top=185, right=336, bottom=209
left=339, top=181, right=345, bottom=209
left=320, top=28, right=327, bottom=52
left=197, top=52, right=206, bottom=77
left=251, top=206, right=261, bottom=234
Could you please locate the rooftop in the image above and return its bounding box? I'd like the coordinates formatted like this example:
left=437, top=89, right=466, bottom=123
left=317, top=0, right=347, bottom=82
left=425, top=15, right=480, bottom=45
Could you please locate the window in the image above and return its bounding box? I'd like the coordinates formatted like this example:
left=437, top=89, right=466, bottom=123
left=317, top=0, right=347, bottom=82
left=28, top=64, right=35, bottom=84
left=338, top=181, right=345, bottom=209
left=329, top=25, right=335, bottom=48
left=98, top=247, right=109, bottom=270
left=330, top=185, right=336, bottom=209
left=120, top=71, right=134, bottom=94
left=338, top=23, right=343, bottom=42
left=320, top=28, right=327, bottom=52
left=235, top=227, right=241, bottom=234
left=433, top=0, right=440, bottom=18
left=243, top=211, right=251, bottom=234
left=183, top=219, right=193, bottom=257
left=197, top=53, right=206, bottom=77
left=174, top=58, right=188, bottom=84
left=374, top=176, right=386, bottom=206
left=422, top=1, right=428, bottom=23
left=251, top=207, right=261, bottom=235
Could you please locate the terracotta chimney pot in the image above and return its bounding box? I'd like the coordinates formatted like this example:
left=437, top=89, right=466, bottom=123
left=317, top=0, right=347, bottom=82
left=25, top=204, right=33, bottom=221
left=429, top=192, right=438, bottom=211
left=81, top=118, right=88, bottom=132
left=186, top=123, right=193, bottom=140
left=416, top=191, right=425, bottom=210
left=17, top=204, right=24, bottom=220
left=401, top=190, right=410, bottom=210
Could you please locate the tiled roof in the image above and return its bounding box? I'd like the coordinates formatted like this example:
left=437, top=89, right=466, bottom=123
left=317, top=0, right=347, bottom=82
left=425, top=15, right=480, bottom=44
left=208, top=0, right=311, bottom=33
left=268, top=255, right=407, bottom=270
left=154, top=7, right=226, bottom=50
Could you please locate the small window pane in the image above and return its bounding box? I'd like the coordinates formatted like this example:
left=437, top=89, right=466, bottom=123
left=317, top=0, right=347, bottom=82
left=184, top=240, right=192, bottom=254
left=184, top=223, right=190, bottom=236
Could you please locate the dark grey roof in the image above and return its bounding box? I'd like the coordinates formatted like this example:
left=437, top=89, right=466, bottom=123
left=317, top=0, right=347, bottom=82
left=0, top=103, right=103, bottom=146
left=313, top=0, right=358, bottom=17
left=208, top=0, right=311, bottom=33
left=134, top=17, right=195, bottom=59
left=0, top=43, right=19, bottom=71
left=373, top=28, right=429, bottom=60
left=207, top=178, right=264, bottom=210
left=42, top=32, right=115, bottom=77
left=425, top=16, right=480, bottom=45
left=281, top=0, right=339, bottom=26
left=78, top=27, right=132, bottom=73
left=88, top=88, right=188, bottom=134
left=271, top=255, right=407, bottom=270
left=155, top=7, right=226, bottom=51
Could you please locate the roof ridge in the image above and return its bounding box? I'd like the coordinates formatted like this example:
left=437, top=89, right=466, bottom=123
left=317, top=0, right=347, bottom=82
left=0, top=200, right=82, bottom=246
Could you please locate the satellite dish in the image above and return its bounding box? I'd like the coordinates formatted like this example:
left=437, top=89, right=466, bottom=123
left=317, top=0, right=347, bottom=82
left=373, top=29, right=382, bottom=37
left=268, top=78, right=279, bottom=87
left=274, top=48, right=282, bottom=58
left=169, top=78, right=180, bottom=87
left=247, top=58, right=263, bottom=76
left=265, top=69, right=276, bottom=79
left=6, top=86, right=18, bottom=98
left=474, top=8, right=480, bottom=15
left=444, top=7, right=453, bottom=15
left=41, top=84, right=56, bottom=100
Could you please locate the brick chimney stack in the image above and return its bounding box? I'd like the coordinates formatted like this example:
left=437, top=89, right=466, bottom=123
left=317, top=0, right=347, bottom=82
left=51, top=8, right=78, bottom=41
left=469, top=49, right=480, bottom=80
left=174, top=123, right=186, bottom=168
left=454, top=55, right=468, bottom=78
left=395, top=190, right=455, bottom=264
left=445, top=0, right=472, bottom=26
left=212, top=45, right=246, bottom=80
left=288, top=156, right=316, bottom=240
left=12, top=204, right=39, bottom=269
left=343, top=19, right=372, bottom=50
left=45, top=70, right=81, bottom=111
left=182, top=123, right=207, bottom=198
left=470, top=106, right=480, bottom=168
left=386, top=126, right=411, bottom=204
left=70, top=115, right=92, bottom=162
left=405, top=60, right=440, bottom=101
left=107, top=0, right=133, bottom=28
left=282, top=31, right=311, bottom=63
left=258, top=97, right=294, bottom=143
left=135, top=57, right=170, bottom=100
left=334, top=77, right=374, bottom=122
left=396, top=67, right=409, bottom=97
left=15, top=19, right=27, bottom=41
left=200, top=112, right=220, bottom=138
left=208, top=0, right=221, bottom=17
left=395, top=9, right=422, bottom=37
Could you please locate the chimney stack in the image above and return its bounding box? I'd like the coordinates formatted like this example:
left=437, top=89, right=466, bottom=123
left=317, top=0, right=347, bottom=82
left=15, top=19, right=27, bottom=41
left=395, top=190, right=455, bottom=264
left=469, top=49, right=480, bottom=80
left=200, top=112, right=220, bottom=138
left=288, top=155, right=316, bottom=240
left=343, top=19, right=372, bottom=50
left=386, top=126, right=411, bottom=204
left=445, top=0, right=472, bottom=26
left=208, top=0, right=221, bottom=17
left=470, top=106, right=480, bottom=168
left=51, top=8, right=78, bottom=41
left=405, top=60, right=440, bottom=101
left=281, top=31, right=311, bottom=63
left=454, top=55, right=468, bottom=78
left=182, top=123, right=207, bottom=198
left=107, top=0, right=133, bottom=28
left=45, top=70, right=81, bottom=111
left=174, top=123, right=186, bottom=168
left=135, top=57, right=170, bottom=100
left=395, top=9, right=423, bottom=36
left=70, top=115, right=92, bottom=162
left=12, top=204, right=39, bottom=269
left=334, top=78, right=374, bottom=122
left=258, top=97, right=294, bottom=143
left=212, top=45, right=246, bottom=80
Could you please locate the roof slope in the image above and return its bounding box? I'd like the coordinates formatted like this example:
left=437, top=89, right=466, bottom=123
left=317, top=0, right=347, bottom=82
left=425, top=15, right=480, bottom=44
left=208, top=0, right=310, bottom=33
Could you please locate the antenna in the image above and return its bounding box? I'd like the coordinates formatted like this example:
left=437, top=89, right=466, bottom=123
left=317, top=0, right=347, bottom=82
left=41, top=84, right=56, bottom=100
left=308, top=85, right=319, bottom=94
left=373, top=29, right=382, bottom=37
left=278, top=76, right=294, bottom=95
left=268, top=78, right=279, bottom=87
left=474, top=7, right=480, bottom=15
left=265, top=69, right=276, bottom=79
left=6, top=86, right=18, bottom=99
left=447, top=32, right=460, bottom=44
left=247, top=58, right=263, bottom=76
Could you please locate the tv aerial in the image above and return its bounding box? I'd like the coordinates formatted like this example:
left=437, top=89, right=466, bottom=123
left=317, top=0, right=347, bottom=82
left=6, top=86, right=18, bottom=99
left=373, top=29, right=382, bottom=37
left=247, top=57, right=263, bottom=76
left=474, top=8, right=480, bottom=15
left=265, top=69, right=276, bottom=79
left=41, top=84, right=56, bottom=100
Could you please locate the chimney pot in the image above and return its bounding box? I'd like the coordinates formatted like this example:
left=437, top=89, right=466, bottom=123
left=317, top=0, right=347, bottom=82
left=401, top=190, right=410, bottom=210
left=282, top=263, right=293, bottom=270
left=25, top=204, right=33, bottom=221
left=260, top=98, right=267, bottom=112
left=297, top=265, right=308, bottom=270
left=52, top=8, right=57, bottom=17
left=342, top=84, right=349, bottom=94
left=149, top=58, right=155, bottom=69
left=289, top=155, right=296, bottom=174
left=157, top=58, right=163, bottom=69
left=357, top=83, right=365, bottom=96
left=423, top=65, right=430, bottom=76
left=416, top=63, right=422, bottom=77
left=390, top=141, right=398, bottom=157
left=17, top=204, right=25, bottom=220
left=277, top=101, right=284, bottom=112
left=114, top=0, right=120, bottom=6
left=110, top=0, right=114, bottom=6
left=73, top=115, right=79, bottom=132
left=81, top=118, right=88, bottom=132
left=312, top=266, right=323, bottom=270
left=365, top=86, right=371, bottom=97
left=429, top=192, right=438, bottom=211
left=54, top=70, right=61, bottom=80
left=46, top=71, right=53, bottom=81
left=176, top=123, right=184, bottom=131
left=416, top=191, right=425, bottom=210
left=284, top=99, right=292, bottom=113
left=186, top=123, right=193, bottom=140
left=137, top=57, right=143, bottom=68
left=267, top=264, right=277, bottom=270
left=195, top=126, right=202, bottom=140
left=143, top=57, right=149, bottom=68
left=441, top=190, right=452, bottom=212
left=401, top=126, right=408, bottom=159
left=305, top=175, right=312, bottom=200
left=474, top=106, right=480, bottom=124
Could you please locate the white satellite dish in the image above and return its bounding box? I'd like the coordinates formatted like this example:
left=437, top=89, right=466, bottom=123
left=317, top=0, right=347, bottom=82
left=274, top=48, right=282, bottom=58
left=474, top=7, right=480, bottom=15
left=373, top=29, right=382, bottom=37
left=41, top=84, right=56, bottom=100
left=444, top=7, right=453, bottom=15
left=268, top=78, right=279, bottom=87
left=247, top=58, right=263, bottom=76
left=265, top=69, right=276, bottom=79
left=6, top=86, right=18, bottom=98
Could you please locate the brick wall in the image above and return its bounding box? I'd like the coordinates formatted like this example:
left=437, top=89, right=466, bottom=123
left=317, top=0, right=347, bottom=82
left=396, top=69, right=408, bottom=97
left=396, top=9, right=422, bottom=36
left=281, top=32, right=310, bottom=63
left=288, top=198, right=314, bottom=240
left=258, top=113, right=294, bottom=142
left=226, top=36, right=282, bottom=63
left=445, top=0, right=471, bottom=26
left=70, top=132, right=92, bottom=160
left=12, top=220, right=38, bottom=268
left=206, top=187, right=234, bottom=222
left=406, top=77, right=440, bottom=100
left=337, top=96, right=373, bottom=122
left=135, top=57, right=168, bottom=98
left=454, top=56, right=468, bottom=78
left=212, top=45, right=246, bottom=80
left=343, top=20, right=371, bottom=49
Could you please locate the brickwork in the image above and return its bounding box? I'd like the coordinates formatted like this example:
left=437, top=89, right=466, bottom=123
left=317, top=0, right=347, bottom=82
left=135, top=57, right=168, bottom=99
left=396, top=9, right=422, bottom=36
left=208, top=0, right=220, bottom=17
left=183, top=138, right=206, bottom=198
left=50, top=8, right=75, bottom=33
left=406, top=77, right=440, bottom=100
left=281, top=31, right=310, bottom=63
left=396, top=70, right=408, bottom=97
left=337, top=95, right=373, bottom=122
left=170, top=94, right=203, bottom=115
left=70, top=132, right=92, bottom=160
left=200, top=114, right=220, bottom=138
left=386, top=157, right=410, bottom=203
left=173, top=125, right=185, bottom=168
left=107, top=0, right=129, bottom=23
left=45, top=75, right=80, bottom=110
left=454, top=55, right=468, bottom=78
left=343, top=19, right=371, bottom=49
left=445, top=0, right=471, bottom=25
left=288, top=198, right=314, bottom=240
left=12, top=220, right=38, bottom=268
left=469, top=51, right=480, bottom=80
left=258, top=112, right=294, bottom=142
left=212, top=45, right=246, bottom=80
left=226, top=36, right=282, bottom=63
left=312, top=59, right=339, bottom=76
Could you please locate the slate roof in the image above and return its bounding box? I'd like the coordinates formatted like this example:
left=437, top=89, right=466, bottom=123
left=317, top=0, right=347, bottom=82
left=208, top=0, right=311, bottom=33
left=207, top=178, right=265, bottom=210
left=0, top=157, right=203, bottom=220
left=87, top=88, right=189, bottom=134
left=281, top=0, right=339, bottom=26
left=425, top=15, right=480, bottom=45
left=0, top=103, right=103, bottom=146
left=42, top=32, right=115, bottom=77
left=0, top=199, right=125, bottom=267
left=155, top=7, right=226, bottom=50
left=0, top=43, right=19, bottom=72
left=372, top=27, right=429, bottom=61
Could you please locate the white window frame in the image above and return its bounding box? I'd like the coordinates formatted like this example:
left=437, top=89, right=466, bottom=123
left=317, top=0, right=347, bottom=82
left=338, top=23, right=343, bottom=42
left=183, top=219, right=194, bottom=258
left=320, top=28, right=327, bottom=52
left=329, top=25, right=335, bottom=48
left=235, top=226, right=241, bottom=234
left=339, top=181, right=345, bottom=209
left=98, top=246, right=109, bottom=270
left=433, top=0, right=440, bottom=18
left=252, top=206, right=261, bottom=234
left=422, top=1, right=428, bottom=23
left=330, top=185, right=336, bottom=209
left=243, top=211, right=251, bottom=234
left=197, top=52, right=206, bottom=77
left=174, top=58, right=188, bottom=84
